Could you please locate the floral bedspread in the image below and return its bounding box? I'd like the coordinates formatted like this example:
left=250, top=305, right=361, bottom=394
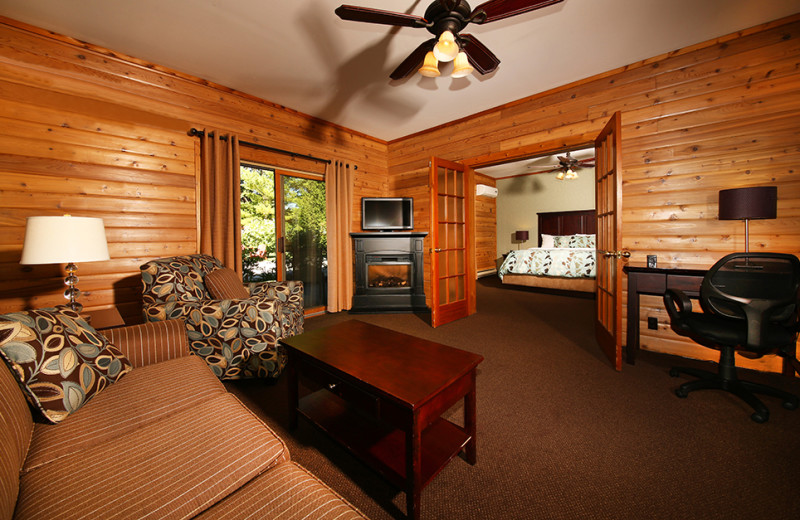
left=498, top=248, right=596, bottom=280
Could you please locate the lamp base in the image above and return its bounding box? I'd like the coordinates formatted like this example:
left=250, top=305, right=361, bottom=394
left=63, top=262, right=83, bottom=313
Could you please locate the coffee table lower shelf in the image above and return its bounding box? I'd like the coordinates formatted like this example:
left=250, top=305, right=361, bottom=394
left=298, top=389, right=471, bottom=491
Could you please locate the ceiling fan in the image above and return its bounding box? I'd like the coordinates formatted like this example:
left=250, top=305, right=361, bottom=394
left=335, top=0, right=564, bottom=79
left=553, top=151, right=594, bottom=180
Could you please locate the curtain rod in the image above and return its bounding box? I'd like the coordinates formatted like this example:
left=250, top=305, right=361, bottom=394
left=188, top=128, right=331, bottom=165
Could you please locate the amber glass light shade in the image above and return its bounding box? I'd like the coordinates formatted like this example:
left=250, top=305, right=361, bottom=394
left=418, top=51, right=440, bottom=77
left=433, top=31, right=458, bottom=62
left=451, top=51, right=474, bottom=78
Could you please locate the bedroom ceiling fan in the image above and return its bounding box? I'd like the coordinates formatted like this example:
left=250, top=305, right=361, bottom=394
left=335, top=0, right=565, bottom=79
left=554, top=151, right=594, bottom=180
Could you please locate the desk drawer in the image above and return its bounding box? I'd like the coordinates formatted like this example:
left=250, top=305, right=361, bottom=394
left=299, top=360, right=381, bottom=418
left=668, top=274, right=702, bottom=294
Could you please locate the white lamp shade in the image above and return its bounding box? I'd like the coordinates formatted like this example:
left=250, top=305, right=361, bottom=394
left=21, top=216, right=110, bottom=265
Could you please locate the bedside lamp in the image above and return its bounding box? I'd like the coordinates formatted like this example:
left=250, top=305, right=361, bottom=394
left=21, top=216, right=110, bottom=312
left=515, top=230, right=529, bottom=250
left=718, top=186, right=777, bottom=252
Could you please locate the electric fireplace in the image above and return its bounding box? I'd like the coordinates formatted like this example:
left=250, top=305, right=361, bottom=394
left=351, top=232, right=428, bottom=313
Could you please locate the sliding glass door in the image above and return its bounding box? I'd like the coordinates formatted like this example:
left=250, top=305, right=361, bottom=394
left=240, top=164, right=327, bottom=310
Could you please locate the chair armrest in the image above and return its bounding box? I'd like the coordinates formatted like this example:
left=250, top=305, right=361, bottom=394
left=663, top=289, right=693, bottom=321
left=248, top=280, right=304, bottom=304
left=102, top=320, right=190, bottom=368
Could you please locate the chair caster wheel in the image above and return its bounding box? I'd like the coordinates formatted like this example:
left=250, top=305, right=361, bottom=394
left=750, top=411, right=768, bottom=423
left=675, top=388, right=688, bottom=398
left=782, top=399, right=798, bottom=411
left=669, top=368, right=679, bottom=377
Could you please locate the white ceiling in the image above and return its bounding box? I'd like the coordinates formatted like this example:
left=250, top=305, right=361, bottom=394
left=1, top=0, right=799, bottom=142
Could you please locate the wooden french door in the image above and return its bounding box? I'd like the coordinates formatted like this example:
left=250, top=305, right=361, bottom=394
left=594, top=112, right=628, bottom=370
left=430, top=157, right=474, bottom=328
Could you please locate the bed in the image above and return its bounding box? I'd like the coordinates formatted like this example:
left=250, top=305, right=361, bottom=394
left=498, top=209, right=597, bottom=293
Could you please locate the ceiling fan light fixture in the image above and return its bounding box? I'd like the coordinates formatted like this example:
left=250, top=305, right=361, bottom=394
left=418, top=51, right=440, bottom=77
left=451, top=51, right=474, bottom=78
left=556, top=170, right=565, bottom=180
left=565, top=168, right=578, bottom=180
left=433, top=30, right=459, bottom=62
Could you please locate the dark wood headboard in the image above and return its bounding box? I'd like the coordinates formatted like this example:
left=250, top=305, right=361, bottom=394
left=537, top=209, right=596, bottom=246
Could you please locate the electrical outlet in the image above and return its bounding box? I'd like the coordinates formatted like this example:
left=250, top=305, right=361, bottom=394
left=647, top=317, right=658, bottom=330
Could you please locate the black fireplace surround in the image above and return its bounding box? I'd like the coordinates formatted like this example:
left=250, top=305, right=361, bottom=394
left=350, top=232, right=428, bottom=313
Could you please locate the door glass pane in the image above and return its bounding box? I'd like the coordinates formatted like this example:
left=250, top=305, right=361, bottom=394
left=282, top=176, right=327, bottom=308
left=240, top=166, right=277, bottom=282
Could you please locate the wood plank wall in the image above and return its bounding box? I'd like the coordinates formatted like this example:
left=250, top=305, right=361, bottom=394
left=386, top=15, right=800, bottom=372
left=0, top=17, right=388, bottom=324
left=474, top=173, right=497, bottom=273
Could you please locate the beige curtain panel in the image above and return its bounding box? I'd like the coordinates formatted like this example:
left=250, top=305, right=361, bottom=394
left=199, top=130, right=242, bottom=276
left=325, top=160, right=354, bottom=312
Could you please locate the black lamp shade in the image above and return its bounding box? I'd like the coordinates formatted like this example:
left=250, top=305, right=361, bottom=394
left=515, top=230, right=529, bottom=241
left=718, top=186, right=777, bottom=221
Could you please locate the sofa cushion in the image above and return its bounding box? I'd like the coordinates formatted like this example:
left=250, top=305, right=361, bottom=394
left=0, top=307, right=132, bottom=424
left=195, top=461, right=369, bottom=520
left=23, top=354, right=226, bottom=472
left=205, top=267, right=250, bottom=300
left=15, top=393, right=289, bottom=520
left=0, top=353, right=34, bottom=520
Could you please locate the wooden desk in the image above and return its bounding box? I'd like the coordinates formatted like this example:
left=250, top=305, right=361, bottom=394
left=623, top=265, right=705, bottom=365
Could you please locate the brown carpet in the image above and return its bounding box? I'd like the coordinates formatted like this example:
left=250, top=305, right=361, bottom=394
left=226, top=276, right=800, bottom=520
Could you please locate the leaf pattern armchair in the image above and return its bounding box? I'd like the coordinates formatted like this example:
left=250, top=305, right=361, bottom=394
left=140, top=254, right=303, bottom=380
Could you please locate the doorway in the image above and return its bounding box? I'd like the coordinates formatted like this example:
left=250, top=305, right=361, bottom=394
left=468, top=113, right=624, bottom=370
left=474, top=147, right=596, bottom=255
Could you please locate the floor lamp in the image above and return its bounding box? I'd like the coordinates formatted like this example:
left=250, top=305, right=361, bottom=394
left=20, top=216, right=110, bottom=313
left=718, top=186, right=777, bottom=252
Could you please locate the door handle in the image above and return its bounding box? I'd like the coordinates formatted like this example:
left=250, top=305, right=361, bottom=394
left=431, top=248, right=443, bottom=253
left=602, top=250, right=631, bottom=259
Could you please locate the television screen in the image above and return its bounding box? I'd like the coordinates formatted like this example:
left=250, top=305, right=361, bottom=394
left=362, top=198, right=413, bottom=231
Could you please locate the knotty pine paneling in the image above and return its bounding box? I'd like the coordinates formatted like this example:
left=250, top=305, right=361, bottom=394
left=474, top=173, right=497, bottom=274
left=386, top=15, right=800, bottom=373
left=0, top=17, right=387, bottom=324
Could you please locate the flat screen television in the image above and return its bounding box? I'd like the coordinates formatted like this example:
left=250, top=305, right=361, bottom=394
left=361, top=197, right=413, bottom=231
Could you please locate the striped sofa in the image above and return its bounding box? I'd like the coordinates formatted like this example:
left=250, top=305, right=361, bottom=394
left=0, top=317, right=368, bottom=520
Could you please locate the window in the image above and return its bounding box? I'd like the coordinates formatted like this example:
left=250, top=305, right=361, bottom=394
left=240, top=164, right=327, bottom=310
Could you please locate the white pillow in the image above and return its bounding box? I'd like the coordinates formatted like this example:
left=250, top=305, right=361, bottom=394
left=540, top=234, right=555, bottom=248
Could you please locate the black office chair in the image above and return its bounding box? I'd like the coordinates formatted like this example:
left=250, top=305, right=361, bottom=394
left=663, top=252, right=800, bottom=423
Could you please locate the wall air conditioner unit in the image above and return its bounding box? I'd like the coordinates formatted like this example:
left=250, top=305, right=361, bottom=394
left=476, top=184, right=498, bottom=198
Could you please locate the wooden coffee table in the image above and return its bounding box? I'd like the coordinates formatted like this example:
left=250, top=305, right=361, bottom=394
left=281, top=320, right=483, bottom=520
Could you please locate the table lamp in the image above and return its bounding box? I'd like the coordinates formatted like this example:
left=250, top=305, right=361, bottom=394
left=718, top=186, right=777, bottom=252
left=20, top=215, right=110, bottom=312
left=515, top=230, right=529, bottom=249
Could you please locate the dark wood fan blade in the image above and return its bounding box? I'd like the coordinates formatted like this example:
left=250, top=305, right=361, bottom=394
left=335, top=5, right=428, bottom=28
left=470, top=0, right=564, bottom=24
left=459, top=34, right=500, bottom=74
left=390, top=38, right=436, bottom=80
